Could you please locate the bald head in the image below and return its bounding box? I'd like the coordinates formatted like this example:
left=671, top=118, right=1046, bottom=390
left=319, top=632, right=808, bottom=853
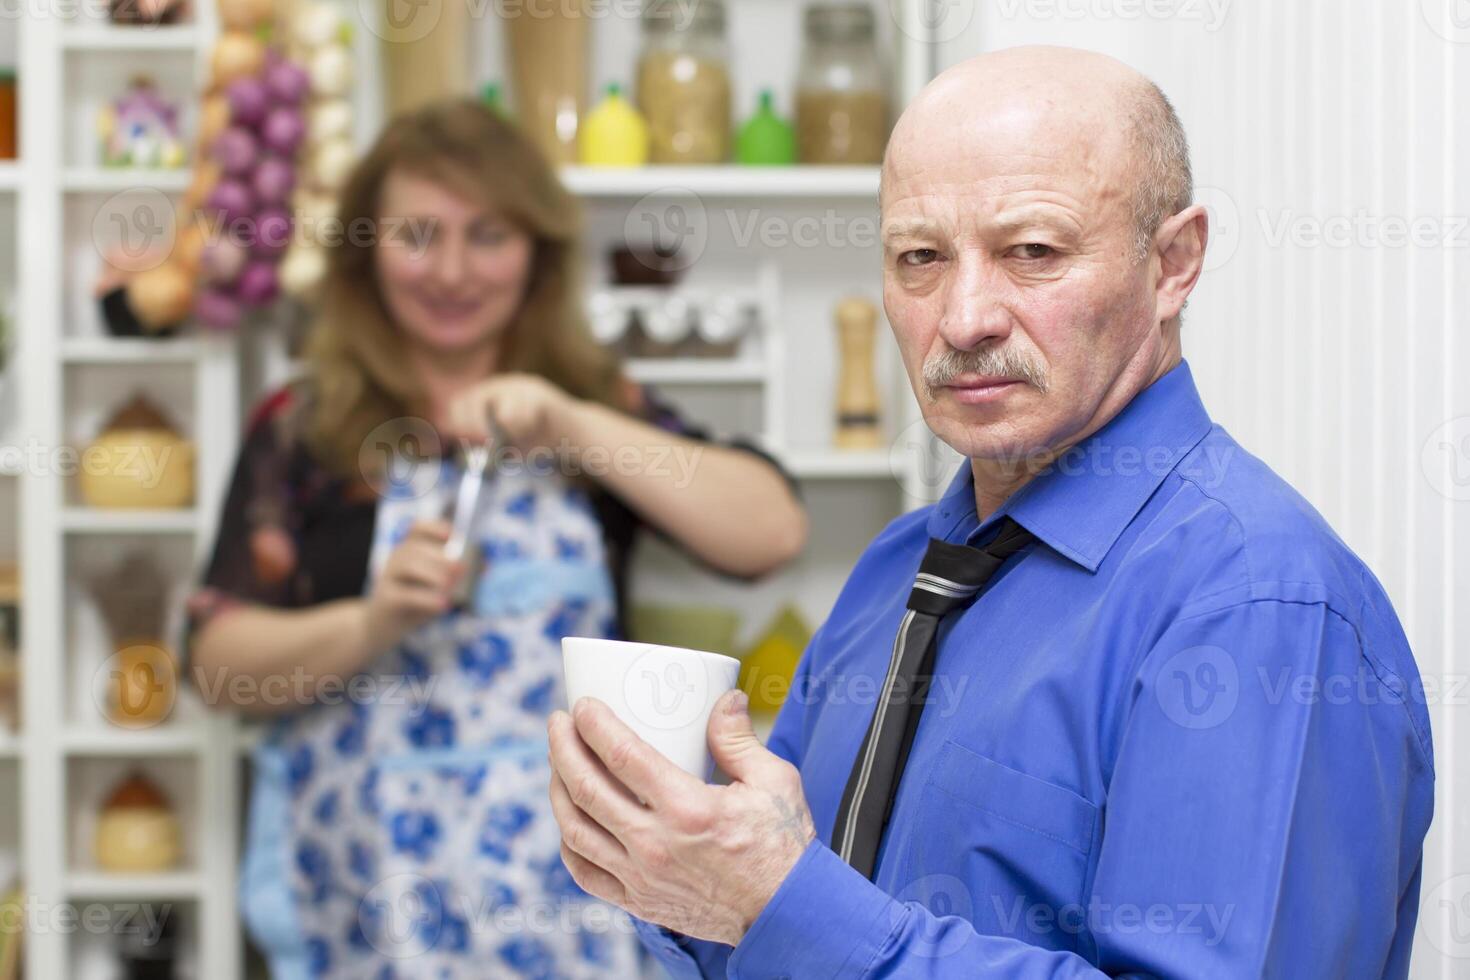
left=883, top=46, right=1192, bottom=261
left=877, top=45, right=1208, bottom=487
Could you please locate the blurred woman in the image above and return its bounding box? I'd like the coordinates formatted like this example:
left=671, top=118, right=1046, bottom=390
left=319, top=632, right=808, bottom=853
left=184, top=98, right=806, bottom=978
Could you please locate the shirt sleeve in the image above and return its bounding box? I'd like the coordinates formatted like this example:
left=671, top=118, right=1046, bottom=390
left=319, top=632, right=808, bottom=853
left=713, top=597, right=1433, bottom=978
left=631, top=625, right=825, bottom=977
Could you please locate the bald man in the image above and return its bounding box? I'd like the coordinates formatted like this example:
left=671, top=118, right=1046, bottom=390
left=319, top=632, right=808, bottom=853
left=547, top=47, right=1432, bottom=978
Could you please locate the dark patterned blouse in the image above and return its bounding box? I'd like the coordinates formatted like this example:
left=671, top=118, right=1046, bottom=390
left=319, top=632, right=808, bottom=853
left=186, top=379, right=794, bottom=650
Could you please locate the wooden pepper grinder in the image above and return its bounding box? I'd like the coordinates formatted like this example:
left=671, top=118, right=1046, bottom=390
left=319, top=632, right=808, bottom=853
left=833, top=297, right=882, bottom=450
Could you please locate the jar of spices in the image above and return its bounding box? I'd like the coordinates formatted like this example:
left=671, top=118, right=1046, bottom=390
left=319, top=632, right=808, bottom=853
left=637, top=0, right=731, bottom=165
left=796, top=4, right=888, bottom=165
left=0, top=70, right=16, bottom=160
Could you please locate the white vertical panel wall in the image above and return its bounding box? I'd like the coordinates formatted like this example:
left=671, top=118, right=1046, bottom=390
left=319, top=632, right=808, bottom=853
left=930, top=2, right=1468, bottom=976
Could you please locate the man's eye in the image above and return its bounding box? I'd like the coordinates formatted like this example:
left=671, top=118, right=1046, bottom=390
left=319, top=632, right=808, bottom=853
left=900, top=249, right=940, bottom=267
left=1013, top=243, right=1055, bottom=260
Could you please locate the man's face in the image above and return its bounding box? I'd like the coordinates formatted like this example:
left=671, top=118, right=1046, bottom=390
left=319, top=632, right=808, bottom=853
left=881, top=94, right=1164, bottom=464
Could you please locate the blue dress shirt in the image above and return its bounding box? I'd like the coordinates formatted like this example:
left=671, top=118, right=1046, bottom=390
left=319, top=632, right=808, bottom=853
left=634, top=360, right=1434, bottom=979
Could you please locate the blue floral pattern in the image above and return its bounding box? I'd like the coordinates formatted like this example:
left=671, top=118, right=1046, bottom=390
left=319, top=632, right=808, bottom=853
left=242, top=467, right=647, bottom=978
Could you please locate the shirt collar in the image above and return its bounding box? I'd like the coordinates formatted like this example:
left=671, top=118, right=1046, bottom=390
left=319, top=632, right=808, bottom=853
left=926, top=359, right=1215, bottom=572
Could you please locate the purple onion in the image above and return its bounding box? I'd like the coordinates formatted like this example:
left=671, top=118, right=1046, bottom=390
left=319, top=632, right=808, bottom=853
left=251, top=154, right=295, bottom=204
left=264, top=59, right=310, bottom=106
left=236, top=260, right=280, bottom=306
left=193, top=286, right=243, bottom=331
left=250, top=206, right=293, bottom=258
left=206, top=178, right=256, bottom=221
left=261, top=106, right=306, bottom=156
left=224, top=77, right=270, bottom=126
left=212, top=126, right=259, bottom=176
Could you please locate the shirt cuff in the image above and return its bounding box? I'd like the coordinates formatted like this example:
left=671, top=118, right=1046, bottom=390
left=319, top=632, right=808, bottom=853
left=728, top=838, right=905, bottom=979
left=631, top=916, right=708, bottom=980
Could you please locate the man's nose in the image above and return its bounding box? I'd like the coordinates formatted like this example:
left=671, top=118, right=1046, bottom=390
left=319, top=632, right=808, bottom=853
left=938, top=253, right=1014, bottom=351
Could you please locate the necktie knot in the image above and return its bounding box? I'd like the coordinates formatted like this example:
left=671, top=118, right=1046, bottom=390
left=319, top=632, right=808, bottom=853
left=908, top=517, right=1035, bottom=617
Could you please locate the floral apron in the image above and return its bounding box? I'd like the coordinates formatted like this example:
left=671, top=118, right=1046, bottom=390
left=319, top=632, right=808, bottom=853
left=238, top=457, right=650, bottom=979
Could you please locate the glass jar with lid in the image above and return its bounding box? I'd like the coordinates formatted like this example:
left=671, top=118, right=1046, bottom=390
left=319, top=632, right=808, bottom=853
left=796, top=3, right=889, bottom=165
left=637, top=0, right=732, bottom=164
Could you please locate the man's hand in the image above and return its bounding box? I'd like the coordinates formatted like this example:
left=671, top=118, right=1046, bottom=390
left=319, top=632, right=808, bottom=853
left=546, top=689, right=816, bottom=948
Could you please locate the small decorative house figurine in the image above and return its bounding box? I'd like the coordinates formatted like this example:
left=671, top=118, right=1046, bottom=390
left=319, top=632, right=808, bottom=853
left=97, top=77, right=187, bottom=169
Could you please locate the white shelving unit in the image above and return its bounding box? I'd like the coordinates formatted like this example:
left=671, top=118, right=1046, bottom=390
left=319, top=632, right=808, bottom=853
left=61, top=24, right=202, bottom=51
left=562, top=163, right=882, bottom=198
left=13, top=4, right=246, bottom=979
left=1, top=2, right=954, bottom=978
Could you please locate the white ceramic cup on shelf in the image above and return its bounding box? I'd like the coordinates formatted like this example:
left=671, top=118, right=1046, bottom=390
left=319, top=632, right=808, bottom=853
left=561, top=637, right=742, bottom=781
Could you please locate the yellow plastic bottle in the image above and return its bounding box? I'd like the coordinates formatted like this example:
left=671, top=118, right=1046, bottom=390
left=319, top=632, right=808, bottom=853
left=578, top=83, right=650, bottom=167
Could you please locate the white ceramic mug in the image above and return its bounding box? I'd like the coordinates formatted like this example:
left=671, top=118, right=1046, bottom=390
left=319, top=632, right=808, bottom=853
left=561, top=637, right=742, bottom=780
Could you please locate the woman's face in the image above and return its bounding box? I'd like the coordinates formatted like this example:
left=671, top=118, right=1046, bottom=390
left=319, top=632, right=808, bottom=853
left=373, top=168, right=535, bottom=357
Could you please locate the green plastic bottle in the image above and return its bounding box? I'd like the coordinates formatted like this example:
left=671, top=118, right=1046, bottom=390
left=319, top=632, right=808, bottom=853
left=481, top=82, right=508, bottom=117
left=736, top=90, right=796, bottom=166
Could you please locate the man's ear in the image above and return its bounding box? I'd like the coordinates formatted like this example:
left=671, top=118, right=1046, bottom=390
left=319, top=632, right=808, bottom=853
left=1152, top=203, right=1209, bottom=324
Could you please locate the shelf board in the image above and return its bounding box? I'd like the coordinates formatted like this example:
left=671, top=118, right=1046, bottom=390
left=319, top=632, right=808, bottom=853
left=62, top=336, right=202, bottom=364
left=782, top=450, right=898, bottom=480
left=61, top=508, right=199, bottom=534
left=561, top=165, right=881, bottom=199
left=624, top=358, right=767, bottom=385
left=0, top=162, right=21, bottom=191
left=62, top=726, right=205, bottom=756
left=62, top=24, right=201, bottom=50
left=63, top=168, right=191, bottom=193
left=65, top=870, right=203, bottom=901
left=0, top=731, right=20, bottom=758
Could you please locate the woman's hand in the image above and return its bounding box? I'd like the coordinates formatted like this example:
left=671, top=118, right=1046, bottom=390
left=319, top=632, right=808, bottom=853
left=362, top=518, right=463, bottom=654
left=446, top=373, right=584, bottom=454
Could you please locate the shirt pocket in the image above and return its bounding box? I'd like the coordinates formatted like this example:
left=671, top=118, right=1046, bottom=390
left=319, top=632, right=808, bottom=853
left=912, top=738, right=1100, bottom=957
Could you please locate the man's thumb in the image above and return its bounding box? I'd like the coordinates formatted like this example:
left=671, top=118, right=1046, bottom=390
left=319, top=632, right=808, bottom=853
left=708, top=689, right=765, bottom=781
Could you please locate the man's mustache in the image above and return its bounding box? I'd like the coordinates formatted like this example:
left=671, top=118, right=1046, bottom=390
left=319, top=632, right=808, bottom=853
left=922, top=346, right=1051, bottom=399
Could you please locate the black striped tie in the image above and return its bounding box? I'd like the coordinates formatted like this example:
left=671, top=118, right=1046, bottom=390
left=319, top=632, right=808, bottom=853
left=831, top=517, right=1036, bottom=880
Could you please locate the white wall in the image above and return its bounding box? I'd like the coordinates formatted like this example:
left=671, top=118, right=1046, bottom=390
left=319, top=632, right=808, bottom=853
left=929, top=1, right=1468, bottom=976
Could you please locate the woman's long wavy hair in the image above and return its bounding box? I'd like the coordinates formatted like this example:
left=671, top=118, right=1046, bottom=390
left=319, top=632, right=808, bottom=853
left=302, top=97, right=620, bottom=478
